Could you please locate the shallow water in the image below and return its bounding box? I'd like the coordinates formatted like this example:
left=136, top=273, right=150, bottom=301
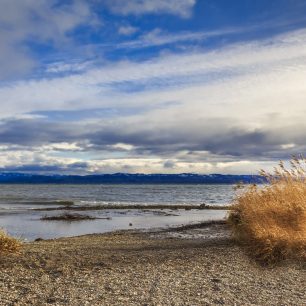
left=0, top=184, right=233, bottom=240
left=0, top=209, right=226, bottom=241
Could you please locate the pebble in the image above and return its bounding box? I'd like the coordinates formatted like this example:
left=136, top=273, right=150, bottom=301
left=0, top=224, right=304, bottom=306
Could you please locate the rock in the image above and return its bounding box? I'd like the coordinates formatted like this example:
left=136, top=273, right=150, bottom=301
left=211, top=278, right=222, bottom=283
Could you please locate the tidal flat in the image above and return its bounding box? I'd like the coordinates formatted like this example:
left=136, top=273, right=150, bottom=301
left=0, top=221, right=304, bottom=306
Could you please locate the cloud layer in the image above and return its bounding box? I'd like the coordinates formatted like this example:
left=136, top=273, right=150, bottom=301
left=0, top=1, right=306, bottom=174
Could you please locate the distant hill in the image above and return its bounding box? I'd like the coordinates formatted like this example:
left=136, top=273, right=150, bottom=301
left=0, top=173, right=265, bottom=184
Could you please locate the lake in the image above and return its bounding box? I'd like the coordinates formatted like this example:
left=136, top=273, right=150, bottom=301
left=0, top=184, right=235, bottom=240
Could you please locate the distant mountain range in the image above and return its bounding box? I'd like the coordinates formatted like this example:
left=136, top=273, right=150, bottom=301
left=0, top=173, right=265, bottom=184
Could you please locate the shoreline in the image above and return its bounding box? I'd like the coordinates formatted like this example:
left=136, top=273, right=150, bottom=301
left=0, top=221, right=304, bottom=305
left=33, top=203, right=230, bottom=211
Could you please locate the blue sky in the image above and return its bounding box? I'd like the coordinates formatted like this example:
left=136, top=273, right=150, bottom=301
left=0, top=0, right=306, bottom=174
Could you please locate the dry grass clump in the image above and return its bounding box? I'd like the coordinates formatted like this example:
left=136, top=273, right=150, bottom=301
left=228, top=157, right=306, bottom=264
left=0, top=229, right=21, bottom=255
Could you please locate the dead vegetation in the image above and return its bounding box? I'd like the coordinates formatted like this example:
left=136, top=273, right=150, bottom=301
left=0, top=229, right=21, bottom=255
left=228, top=156, right=306, bottom=264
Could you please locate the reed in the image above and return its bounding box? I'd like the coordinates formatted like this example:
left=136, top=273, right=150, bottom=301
left=228, top=156, right=306, bottom=264
left=0, top=229, right=21, bottom=255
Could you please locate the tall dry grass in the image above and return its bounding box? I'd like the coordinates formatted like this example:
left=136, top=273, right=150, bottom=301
left=0, top=229, right=21, bottom=255
left=228, top=157, right=306, bottom=264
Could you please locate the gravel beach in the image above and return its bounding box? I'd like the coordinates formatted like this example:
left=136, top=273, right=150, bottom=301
left=0, top=222, right=305, bottom=306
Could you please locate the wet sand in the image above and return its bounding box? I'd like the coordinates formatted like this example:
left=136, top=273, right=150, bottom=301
left=0, top=221, right=305, bottom=306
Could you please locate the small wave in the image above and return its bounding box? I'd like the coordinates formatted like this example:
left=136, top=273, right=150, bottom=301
left=15, top=200, right=74, bottom=206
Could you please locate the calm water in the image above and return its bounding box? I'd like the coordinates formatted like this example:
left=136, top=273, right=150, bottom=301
left=0, top=184, right=234, bottom=240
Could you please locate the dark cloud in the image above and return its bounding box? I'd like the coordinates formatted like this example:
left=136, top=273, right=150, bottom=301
left=0, top=116, right=305, bottom=164
left=0, top=119, right=83, bottom=146
left=0, top=162, right=89, bottom=174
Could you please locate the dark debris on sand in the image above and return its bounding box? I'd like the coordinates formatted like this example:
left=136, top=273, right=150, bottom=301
left=40, top=213, right=111, bottom=221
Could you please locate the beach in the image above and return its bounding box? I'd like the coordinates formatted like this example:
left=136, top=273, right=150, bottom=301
left=2, top=0, right=306, bottom=305
left=0, top=221, right=304, bottom=306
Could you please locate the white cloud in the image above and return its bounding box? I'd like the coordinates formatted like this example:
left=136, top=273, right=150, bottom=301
left=114, top=27, right=242, bottom=50
left=105, top=0, right=196, bottom=18
left=1, top=28, right=306, bottom=118
left=112, top=143, right=135, bottom=151
left=0, top=148, right=276, bottom=174
left=41, top=142, right=83, bottom=152
left=280, top=143, right=296, bottom=149
left=118, top=25, right=138, bottom=36
left=45, top=60, right=94, bottom=74
left=0, top=0, right=99, bottom=79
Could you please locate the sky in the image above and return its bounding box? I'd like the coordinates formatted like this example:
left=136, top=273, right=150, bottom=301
left=0, top=0, right=306, bottom=175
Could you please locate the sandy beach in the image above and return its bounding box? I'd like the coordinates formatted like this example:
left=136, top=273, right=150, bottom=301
left=0, top=221, right=305, bottom=306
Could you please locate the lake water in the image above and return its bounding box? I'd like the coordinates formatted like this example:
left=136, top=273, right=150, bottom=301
left=0, top=184, right=235, bottom=240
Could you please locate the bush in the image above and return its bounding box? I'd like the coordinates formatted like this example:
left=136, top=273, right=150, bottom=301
left=0, top=230, right=21, bottom=255
left=228, top=157, right=306, bottom=264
